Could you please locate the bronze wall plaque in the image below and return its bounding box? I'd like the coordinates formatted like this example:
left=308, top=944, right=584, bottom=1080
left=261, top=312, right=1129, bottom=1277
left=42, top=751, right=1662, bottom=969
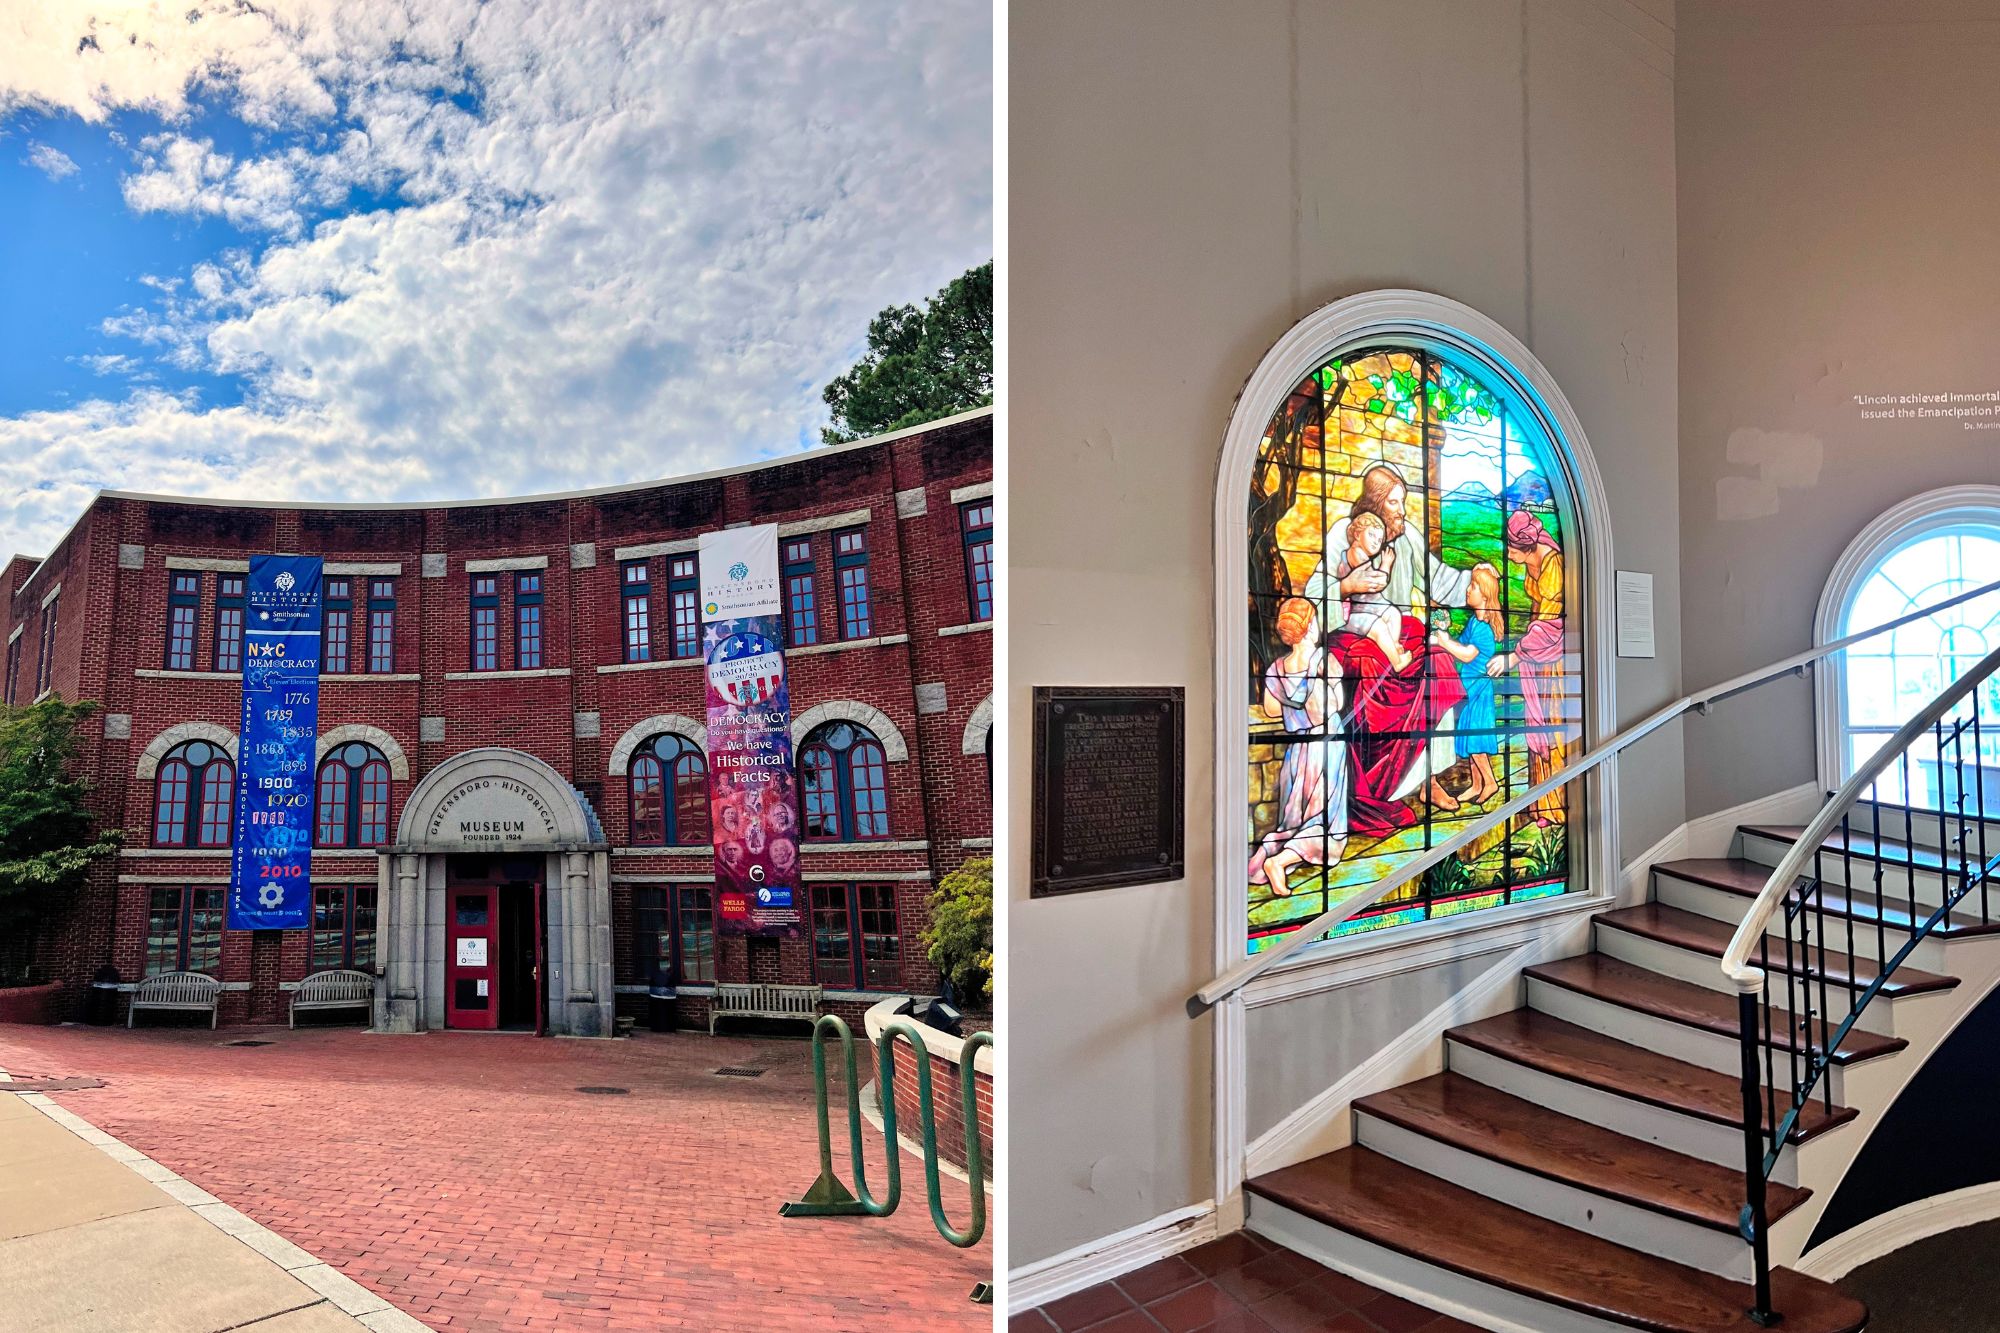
left=1031, top=686, right=1185, bottom=896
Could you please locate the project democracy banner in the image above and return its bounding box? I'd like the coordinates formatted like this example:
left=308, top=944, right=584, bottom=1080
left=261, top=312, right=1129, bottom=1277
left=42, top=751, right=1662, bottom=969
left=227, top=554, right=323, bottom=930
left=699, top=525, right=804, bottom=938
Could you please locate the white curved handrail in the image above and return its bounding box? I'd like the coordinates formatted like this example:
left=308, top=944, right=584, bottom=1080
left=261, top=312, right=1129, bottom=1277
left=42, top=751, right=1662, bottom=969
left=1719, top=637, right=2000, bottom=994
left=1193, top=575, right=2000, bottom=1012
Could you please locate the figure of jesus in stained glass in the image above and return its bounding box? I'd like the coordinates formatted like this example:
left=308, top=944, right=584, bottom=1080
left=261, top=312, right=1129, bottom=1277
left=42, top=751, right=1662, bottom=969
left=1247, top=346, right=1584, bottom=951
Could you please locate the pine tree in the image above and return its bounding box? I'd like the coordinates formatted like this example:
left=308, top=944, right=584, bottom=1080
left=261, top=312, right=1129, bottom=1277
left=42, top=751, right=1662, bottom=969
left=821, top=262, right=994, bottom=444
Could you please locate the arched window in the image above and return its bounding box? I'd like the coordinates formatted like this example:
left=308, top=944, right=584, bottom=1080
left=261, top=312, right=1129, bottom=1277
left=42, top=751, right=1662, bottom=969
left=1823, top=505, right=2000, bottom=804
left=629, top=734, right=710, bottom=845
left=1244, top=342, right=1586, bottom=950
left=316, top=743, right=393, bottom=847
left=799, top=721, right=890, bottom=842
left=154, top=740, right=234, bottom=847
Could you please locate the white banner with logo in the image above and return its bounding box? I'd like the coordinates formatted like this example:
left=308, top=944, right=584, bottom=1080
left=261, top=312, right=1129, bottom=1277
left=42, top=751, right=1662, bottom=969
left=698, top=524, right=782, bottom=622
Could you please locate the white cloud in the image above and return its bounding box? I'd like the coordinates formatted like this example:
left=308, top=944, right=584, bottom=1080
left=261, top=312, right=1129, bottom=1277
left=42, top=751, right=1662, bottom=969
left=0, top=0, right=991, bottom=566
left=24, top=142, right=78, bottom=179
left=70, top=353, right=144, bottom=376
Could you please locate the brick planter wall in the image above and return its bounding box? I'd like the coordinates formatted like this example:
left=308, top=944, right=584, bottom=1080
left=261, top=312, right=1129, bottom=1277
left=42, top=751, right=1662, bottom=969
left=0, top=982, right=65, bottom=1025
left=866, top=998, right=994, bottom=1174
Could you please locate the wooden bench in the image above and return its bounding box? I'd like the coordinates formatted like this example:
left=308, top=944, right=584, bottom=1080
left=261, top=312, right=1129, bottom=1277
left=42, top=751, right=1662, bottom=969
left=290, top=969, right=376, bottom=1028
left=128, top=972, right=223, bottom=1029
left=709, top=982, right=822, bottom=1035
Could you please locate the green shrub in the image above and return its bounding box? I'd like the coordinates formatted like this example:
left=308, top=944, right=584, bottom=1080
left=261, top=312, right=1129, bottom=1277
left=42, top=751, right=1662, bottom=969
left=923, top=856, right=992, bottom=1004
left=0, top=699, right=122, bottom=984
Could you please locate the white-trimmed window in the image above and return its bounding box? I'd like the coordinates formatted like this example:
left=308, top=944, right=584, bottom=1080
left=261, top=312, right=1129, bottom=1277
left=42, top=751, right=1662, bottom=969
left=1219, top=292, right=1614, bottom=964
left=1819, top=490, right=2000, bottom=805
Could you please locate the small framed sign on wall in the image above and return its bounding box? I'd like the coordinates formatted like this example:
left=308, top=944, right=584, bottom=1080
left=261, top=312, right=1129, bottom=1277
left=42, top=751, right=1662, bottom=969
left=1030, top=685, right=1185, bottom=896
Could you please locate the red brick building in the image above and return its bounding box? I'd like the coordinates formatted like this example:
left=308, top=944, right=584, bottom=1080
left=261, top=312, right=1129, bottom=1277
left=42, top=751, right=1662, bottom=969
left=0, top=409, right=993, bottom=1034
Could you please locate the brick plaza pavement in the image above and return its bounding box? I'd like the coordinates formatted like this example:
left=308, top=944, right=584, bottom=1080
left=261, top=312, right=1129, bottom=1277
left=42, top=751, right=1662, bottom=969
left=0, top=1022, right=990, bottom=1332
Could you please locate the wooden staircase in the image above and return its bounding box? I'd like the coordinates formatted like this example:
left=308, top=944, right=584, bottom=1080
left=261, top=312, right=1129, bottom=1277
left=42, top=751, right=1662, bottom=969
left=1240, top=808, right=2000, bottom=1332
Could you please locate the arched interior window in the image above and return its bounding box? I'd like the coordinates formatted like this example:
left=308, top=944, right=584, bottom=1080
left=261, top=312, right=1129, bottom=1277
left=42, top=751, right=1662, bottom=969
left=799, top=721, right=890, bottom=842
left=1836, top=524, right=2000, bottom=804
left=629, top=734, right=710, bottom=845
left=1246, top=344, right=1585, bottom=951
left=316, top=742, right=393, bottom=847
left=155, top=740, right=234, bottom=847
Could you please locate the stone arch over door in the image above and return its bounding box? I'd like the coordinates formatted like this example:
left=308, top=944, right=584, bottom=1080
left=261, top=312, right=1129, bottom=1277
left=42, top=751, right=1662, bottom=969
left=377, top=748, right=612, bottom=1037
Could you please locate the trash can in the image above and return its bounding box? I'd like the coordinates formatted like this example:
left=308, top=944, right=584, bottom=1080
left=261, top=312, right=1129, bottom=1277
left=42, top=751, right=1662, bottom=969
left=85, top=966, right=120, bottom=1026
left=647, top=987, right=679, bottom=1033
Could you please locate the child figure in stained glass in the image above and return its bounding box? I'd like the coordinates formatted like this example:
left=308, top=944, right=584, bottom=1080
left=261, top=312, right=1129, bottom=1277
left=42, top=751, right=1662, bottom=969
left=1429, top=563, right=1504, bottom=806
left=1335, top=512, right=1413, bottom=672
left=1248, top=597, right=1349, bottom=898
left=1487, top=510, right=1567, bottom=824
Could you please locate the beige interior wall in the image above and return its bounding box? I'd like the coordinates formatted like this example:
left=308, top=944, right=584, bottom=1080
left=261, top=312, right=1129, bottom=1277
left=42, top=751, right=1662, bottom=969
left=1009, top=0, right=1682, bottom=1267
left=1676, top=1, right=2000, bottom=818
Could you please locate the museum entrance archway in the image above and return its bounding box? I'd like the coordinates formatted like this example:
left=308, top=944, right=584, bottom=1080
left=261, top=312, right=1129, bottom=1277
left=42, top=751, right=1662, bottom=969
left=375, top=748, right=612, bottom=1038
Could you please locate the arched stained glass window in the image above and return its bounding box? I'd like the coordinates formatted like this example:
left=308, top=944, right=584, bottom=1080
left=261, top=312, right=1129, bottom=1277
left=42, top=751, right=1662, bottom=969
left=1246, top=344, right=1585, bottom=950
left=1837, top=525, right=2000, bottom=805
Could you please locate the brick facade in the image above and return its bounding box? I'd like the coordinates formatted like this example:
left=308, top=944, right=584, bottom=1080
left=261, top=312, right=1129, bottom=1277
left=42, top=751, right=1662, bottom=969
left=3, top=410, right=993, bottom=1029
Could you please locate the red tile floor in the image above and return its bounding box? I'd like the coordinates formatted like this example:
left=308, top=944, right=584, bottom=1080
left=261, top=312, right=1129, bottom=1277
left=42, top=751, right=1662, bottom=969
left=1014, top=1232, right=1481, bottom=1333
left=0, top=1021, right=989, bottom=1332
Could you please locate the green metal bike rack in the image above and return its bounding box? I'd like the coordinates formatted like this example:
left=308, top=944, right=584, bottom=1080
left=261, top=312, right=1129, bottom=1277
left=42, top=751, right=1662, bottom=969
left=781, top=1013, right=994, bottom=1302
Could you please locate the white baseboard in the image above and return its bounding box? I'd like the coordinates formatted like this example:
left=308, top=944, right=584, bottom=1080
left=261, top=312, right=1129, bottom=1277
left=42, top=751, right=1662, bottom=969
left=1796, top=1181, right=2000, bottom=1280
left=1006, top=1200, right=1218, bottom=1315
left=1620, top=822, right=1689, bottom=906
left=1683, top=780, right=1820, bottom=859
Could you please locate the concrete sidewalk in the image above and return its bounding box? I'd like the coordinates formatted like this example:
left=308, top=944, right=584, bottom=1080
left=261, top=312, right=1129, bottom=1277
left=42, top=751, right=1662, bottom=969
left=0, top=1073, right=428, bottom=1333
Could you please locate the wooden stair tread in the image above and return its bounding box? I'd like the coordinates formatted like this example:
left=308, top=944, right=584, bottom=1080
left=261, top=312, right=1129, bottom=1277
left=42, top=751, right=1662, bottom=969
left=1598, top=903, right=1960, bottom=997
left=1247, top=1148, right=1867, bottom=1333
left=1354, top=1072, right=1810, bottom=1232
left=1742, top=823, right=1953, bottom=870
left=1526, top=954, right=1907, bottom=1066
left=1447, top=1009, right=1855, bottom=1143
left=1656, top=856, right=1998, bottom=938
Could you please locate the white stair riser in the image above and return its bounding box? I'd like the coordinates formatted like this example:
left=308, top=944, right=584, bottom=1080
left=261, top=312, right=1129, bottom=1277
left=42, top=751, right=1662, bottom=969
left=1353, top=1112, right=1756, bottom=1279
left=1524, top=976, right=1856, bottom=1104
left=1652, top=874, right=1952, bottom=974
left=1443, top=1037, right=1808, bottom=1189
left=1249, top=1195, right=1644, bottom=1333
left=1592, top=927, right=1903, bottom=1038
left=1739, top=831, right=1965, bottom=910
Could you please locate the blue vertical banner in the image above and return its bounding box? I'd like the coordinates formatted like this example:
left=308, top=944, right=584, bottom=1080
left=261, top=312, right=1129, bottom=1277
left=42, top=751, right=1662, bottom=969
left=228, top=555, right=323, bottom=930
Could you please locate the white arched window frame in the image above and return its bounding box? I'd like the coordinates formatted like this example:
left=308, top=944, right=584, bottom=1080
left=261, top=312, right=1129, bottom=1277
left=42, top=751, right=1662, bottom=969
left=1813, top=485, right=2000, bottom=797
left=1214, top=291, right=1620, bottom=988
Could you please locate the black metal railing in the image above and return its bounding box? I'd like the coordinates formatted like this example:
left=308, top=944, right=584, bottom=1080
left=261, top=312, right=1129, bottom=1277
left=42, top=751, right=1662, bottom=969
left=1730, top=646, right=2000, bottom=1324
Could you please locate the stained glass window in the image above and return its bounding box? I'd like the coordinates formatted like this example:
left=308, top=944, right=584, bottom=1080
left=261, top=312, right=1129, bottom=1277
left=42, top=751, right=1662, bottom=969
left=1246, top=345, right=1584, bottom=951
left=1840, top=526, right=2000, bottom=808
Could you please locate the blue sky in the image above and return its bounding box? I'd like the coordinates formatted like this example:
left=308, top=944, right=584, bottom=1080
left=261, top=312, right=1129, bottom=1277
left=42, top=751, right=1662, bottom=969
left=0, top=2, right=992, bottom=566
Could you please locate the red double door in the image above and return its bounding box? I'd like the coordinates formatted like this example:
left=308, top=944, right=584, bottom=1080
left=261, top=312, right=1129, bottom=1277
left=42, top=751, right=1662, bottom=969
left=445, top=877, right=544, bottom=1033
